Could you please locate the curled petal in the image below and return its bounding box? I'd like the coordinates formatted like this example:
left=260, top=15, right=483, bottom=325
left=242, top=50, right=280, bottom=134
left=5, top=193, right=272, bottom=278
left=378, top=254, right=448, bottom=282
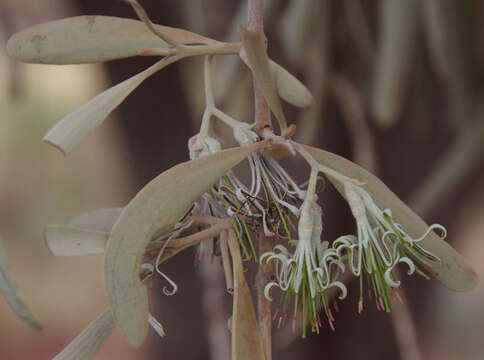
left=384, top=267, right=400, bottom=287
left=264, top=282, right=280, bottom=301
left=328, top=258, right=346, bottom=273
left=412, top=223, right=447, bottom=243
left=330, top=281, right=348, bottom=300
left=333, top=235, right=356, bottom=250
left=273, top=244, right=291, bottom=255
left=259, top=252, right=274, bottom=264
left=398, top=256, right=416, bottom=276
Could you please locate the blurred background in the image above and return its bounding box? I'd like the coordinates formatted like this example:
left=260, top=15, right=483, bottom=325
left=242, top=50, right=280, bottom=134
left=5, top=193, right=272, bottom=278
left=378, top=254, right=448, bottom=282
left=0, top=0, right=483, bottom=359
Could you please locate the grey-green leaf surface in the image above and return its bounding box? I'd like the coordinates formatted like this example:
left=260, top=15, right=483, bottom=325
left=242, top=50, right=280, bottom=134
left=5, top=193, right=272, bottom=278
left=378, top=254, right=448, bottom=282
left=7, top=15, right=216, bottom=64
left=52, top=309, right=114, bottom=360
left=45, top=227, right=108, bottom=256
left=372, top=0, right=418, bottom=129
left=105, top=142, right=263, bottom=347
left=43, top=56, right=179, bottom=155
left=240, top=27, right=287, bottom=131
left=228, top=231, right=264, bottom=360
left=270, top=60, right=313, bottom=108
left=302, top=143, right=478, bottom=292
left=67, top=208, right=123, bottom=231
left=45, top=208, right=122, bottom=256
left=0, top=238, right=41, bottom=329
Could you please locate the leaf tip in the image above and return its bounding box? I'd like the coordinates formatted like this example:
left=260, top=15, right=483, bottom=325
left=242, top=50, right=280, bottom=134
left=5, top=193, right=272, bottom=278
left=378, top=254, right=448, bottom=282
left=42, top=137, right=68, bottom=156
left=6, top=33, right=19, bottom=59
left=43, top=226, right=56, bottom=256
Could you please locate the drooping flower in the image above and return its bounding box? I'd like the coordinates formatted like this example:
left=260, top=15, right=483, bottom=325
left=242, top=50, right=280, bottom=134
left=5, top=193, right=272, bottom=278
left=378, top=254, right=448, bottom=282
left=261, top=175, right=347, bottom=335
left=335, top=181, right=445, bottom=312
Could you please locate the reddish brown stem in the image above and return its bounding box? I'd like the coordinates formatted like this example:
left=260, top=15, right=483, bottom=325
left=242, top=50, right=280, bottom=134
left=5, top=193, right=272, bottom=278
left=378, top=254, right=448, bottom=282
left=248, top=2, right=273, bottom=359
left=256, top=231, right=273, bottom=360
left=248, top=0, right=273, bottom=137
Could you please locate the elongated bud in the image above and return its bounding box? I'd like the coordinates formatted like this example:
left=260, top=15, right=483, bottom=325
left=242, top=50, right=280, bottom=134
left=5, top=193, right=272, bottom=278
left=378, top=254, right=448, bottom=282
left=343, top=182, right=365, bottom=219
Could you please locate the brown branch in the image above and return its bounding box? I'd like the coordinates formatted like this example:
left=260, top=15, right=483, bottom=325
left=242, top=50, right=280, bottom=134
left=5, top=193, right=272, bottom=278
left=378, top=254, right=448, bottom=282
left=248, top=0, right=273, bottom=138
left=248, top=1, right=273, bottom=359
left=256, top=230, right=273, bottom=360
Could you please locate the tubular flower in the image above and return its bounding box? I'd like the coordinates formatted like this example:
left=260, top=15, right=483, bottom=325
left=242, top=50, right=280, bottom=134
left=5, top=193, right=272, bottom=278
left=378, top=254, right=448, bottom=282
left=337, top=181, right=445, bottom=312
left=261, top=200, right=347, bottom=336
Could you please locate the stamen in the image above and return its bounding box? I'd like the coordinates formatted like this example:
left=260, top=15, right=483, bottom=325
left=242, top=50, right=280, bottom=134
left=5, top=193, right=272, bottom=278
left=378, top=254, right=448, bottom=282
left=148, top=313, right=166, bottom=338
left=272, top=308, right=279, bottom=321
left=358, top=298, right=364, bottom=314
left=277, top=316, right=283, bottom=329
left=333, top=300, right=339, bottom=313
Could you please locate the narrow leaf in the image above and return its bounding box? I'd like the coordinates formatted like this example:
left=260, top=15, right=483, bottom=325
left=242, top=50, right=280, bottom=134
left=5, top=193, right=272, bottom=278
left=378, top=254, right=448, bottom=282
left=52, top=309, right=114, bottom=360
left=302, top=143, right=478, bottom=292
left=43, top=56, right=178, bottom=155
left=67, top=208, right=123, bottom=231
left=45, top=208, right=122, bottom=256
left=105, top=143, right=263, bottom=347
left=270, top=60, right=313, bottom=108
left=0, top=238, right=41, bottom=329
left=7, top=16, right=217, bottom=64
left=372, top=0, right=418, bottom=129
left=239, top=27, right=287, bottom=131
left=45, top=226, right=108, bottom=256
left=228, top=230, right=264, bottom=360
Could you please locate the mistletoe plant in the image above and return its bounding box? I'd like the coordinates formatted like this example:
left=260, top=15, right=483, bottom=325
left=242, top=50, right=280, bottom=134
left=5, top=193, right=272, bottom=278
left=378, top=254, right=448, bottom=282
left=6, top=1, right=478, bottom=359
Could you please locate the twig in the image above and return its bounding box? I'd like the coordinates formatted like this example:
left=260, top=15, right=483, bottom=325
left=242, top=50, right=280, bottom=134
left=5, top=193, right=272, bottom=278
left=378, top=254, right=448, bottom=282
left=122, top=0, right=182, bottom=47
left=248, top=0, right=273, bottom=138
left=256, top=230, right=273, bottom=360
left=248, top=1, right=273, bottom=359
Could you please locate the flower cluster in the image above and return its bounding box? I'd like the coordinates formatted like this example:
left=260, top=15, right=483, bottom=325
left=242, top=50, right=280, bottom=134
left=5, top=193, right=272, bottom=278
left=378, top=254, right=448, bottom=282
left=258, top=164, right=445, bottom=336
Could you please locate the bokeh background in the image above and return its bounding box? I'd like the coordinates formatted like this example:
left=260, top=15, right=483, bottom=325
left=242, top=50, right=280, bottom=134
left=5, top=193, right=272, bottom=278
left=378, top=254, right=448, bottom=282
left=1, top=0, right=483, bottom=359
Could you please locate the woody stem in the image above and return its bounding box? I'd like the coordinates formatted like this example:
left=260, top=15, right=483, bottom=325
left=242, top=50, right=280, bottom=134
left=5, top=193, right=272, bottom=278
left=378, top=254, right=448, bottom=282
left=248, top=2, right=273, bottom=359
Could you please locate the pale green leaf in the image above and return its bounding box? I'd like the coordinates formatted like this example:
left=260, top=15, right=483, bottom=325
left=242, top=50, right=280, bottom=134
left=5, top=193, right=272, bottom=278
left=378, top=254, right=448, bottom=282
left=372, top=0, right=418, bottom=129
left=52, top=309, right=114, bottom=360
left=43, top=57, right=178, bottom=155
left=302, top=143, right=478, bottom=292
left=45, top=226, right=108, bottom=256
left=228, top=230, right=264, bottom=360
left=105, top=143, right=263, bottom=347
left=45, top=208, right=122, bottom=256
left=270, top=60, right=313, bottom=108
left=67, top=208, right=123, bottom=231
left=0, top=238, right=41, bottom=329
left=7, top=15, right=216, bottom=65
left=239, top=27, right=287, bottom=131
